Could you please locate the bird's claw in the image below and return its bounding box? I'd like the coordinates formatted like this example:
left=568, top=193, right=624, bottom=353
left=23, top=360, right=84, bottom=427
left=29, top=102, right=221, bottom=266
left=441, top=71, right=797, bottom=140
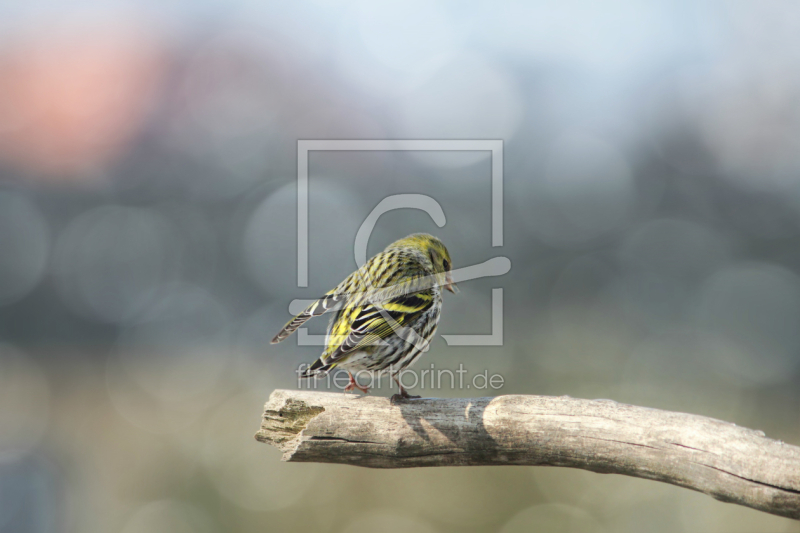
left=344, top=373, right=370, bottom=395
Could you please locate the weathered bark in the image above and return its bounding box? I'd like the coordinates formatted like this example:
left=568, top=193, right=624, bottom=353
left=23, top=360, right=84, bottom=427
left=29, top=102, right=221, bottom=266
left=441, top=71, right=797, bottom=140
left=255, top=389, right=800, bottom=520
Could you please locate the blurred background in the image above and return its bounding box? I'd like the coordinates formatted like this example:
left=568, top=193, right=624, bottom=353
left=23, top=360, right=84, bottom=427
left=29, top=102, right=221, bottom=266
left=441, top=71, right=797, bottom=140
left=1, top=1, right=800, bottom=532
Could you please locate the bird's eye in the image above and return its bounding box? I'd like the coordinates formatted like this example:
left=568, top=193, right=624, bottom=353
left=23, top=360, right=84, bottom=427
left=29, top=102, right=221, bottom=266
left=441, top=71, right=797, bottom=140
left=443, top=259, right=450, bottom=271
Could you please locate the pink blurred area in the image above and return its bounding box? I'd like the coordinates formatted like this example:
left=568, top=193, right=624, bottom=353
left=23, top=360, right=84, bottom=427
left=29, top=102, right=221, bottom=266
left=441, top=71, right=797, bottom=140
left=0, top=20, right=166, bottom=179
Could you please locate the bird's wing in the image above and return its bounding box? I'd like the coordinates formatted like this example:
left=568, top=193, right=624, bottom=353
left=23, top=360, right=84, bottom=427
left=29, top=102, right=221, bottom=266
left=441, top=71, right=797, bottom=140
left=270, top=254, right=385, bottom=344
left=322, top=290, right=434, bottom=365
left=272, top=250, right=433, bottom=346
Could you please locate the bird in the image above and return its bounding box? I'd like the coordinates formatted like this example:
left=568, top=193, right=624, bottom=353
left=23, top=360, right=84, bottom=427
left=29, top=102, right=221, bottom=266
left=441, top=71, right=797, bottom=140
left=271, top=233, right=457, bottom=401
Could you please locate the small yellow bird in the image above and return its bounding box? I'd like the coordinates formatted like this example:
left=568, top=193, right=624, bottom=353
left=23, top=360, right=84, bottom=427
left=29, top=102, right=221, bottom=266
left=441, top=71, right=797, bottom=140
left=272, top=233, right=456, bottom=400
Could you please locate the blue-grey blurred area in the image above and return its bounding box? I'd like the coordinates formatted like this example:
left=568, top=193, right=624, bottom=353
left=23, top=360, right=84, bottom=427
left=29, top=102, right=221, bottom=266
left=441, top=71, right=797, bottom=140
left=1, top=1, right=799, bottom=532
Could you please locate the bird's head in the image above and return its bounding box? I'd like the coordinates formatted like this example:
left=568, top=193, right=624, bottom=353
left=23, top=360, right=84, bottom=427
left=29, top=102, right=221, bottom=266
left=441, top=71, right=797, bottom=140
left=390, top=233, right=458, bottom=293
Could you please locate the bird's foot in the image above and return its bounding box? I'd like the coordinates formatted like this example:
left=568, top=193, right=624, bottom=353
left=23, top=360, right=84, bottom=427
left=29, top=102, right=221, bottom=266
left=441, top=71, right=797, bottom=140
left=390, top=389, right=421, bottom=404
left=344, top=373, right=370, bottom=394
left=352, top=382, right=370, bottom=394
left=390, top=376, right=421, bottom=403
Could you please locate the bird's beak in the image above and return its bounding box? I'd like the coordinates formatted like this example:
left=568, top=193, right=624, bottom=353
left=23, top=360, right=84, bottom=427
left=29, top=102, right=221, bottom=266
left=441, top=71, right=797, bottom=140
left=446, top=272, right=458, bottom=294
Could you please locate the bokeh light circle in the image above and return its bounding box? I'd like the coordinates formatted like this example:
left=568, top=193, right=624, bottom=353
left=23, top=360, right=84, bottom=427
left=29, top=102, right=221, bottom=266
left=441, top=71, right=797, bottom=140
left=0, top=192, right=50, bottom=306
left=0, top=344, right=50, bottom=463
left=53, top=206, right=184, bottom=323
left=695, top=263, right=800, bottom=385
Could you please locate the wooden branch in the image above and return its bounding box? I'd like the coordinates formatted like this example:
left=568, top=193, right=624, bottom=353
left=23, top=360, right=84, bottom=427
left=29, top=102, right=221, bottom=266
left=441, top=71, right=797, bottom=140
left=255, top=389, right=800, bottom=520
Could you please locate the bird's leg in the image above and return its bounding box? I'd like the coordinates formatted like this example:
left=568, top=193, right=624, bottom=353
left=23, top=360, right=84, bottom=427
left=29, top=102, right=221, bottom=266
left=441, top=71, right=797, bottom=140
left=390, top=373, right=421, bottom=403
left=344, top=371, right=370, bottom=394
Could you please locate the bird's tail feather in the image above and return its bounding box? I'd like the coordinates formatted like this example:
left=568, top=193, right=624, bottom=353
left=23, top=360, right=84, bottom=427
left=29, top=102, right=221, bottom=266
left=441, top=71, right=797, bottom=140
left=300, top=358, right=334, bottom=377
left=271, top=293, right=343, bottom=344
